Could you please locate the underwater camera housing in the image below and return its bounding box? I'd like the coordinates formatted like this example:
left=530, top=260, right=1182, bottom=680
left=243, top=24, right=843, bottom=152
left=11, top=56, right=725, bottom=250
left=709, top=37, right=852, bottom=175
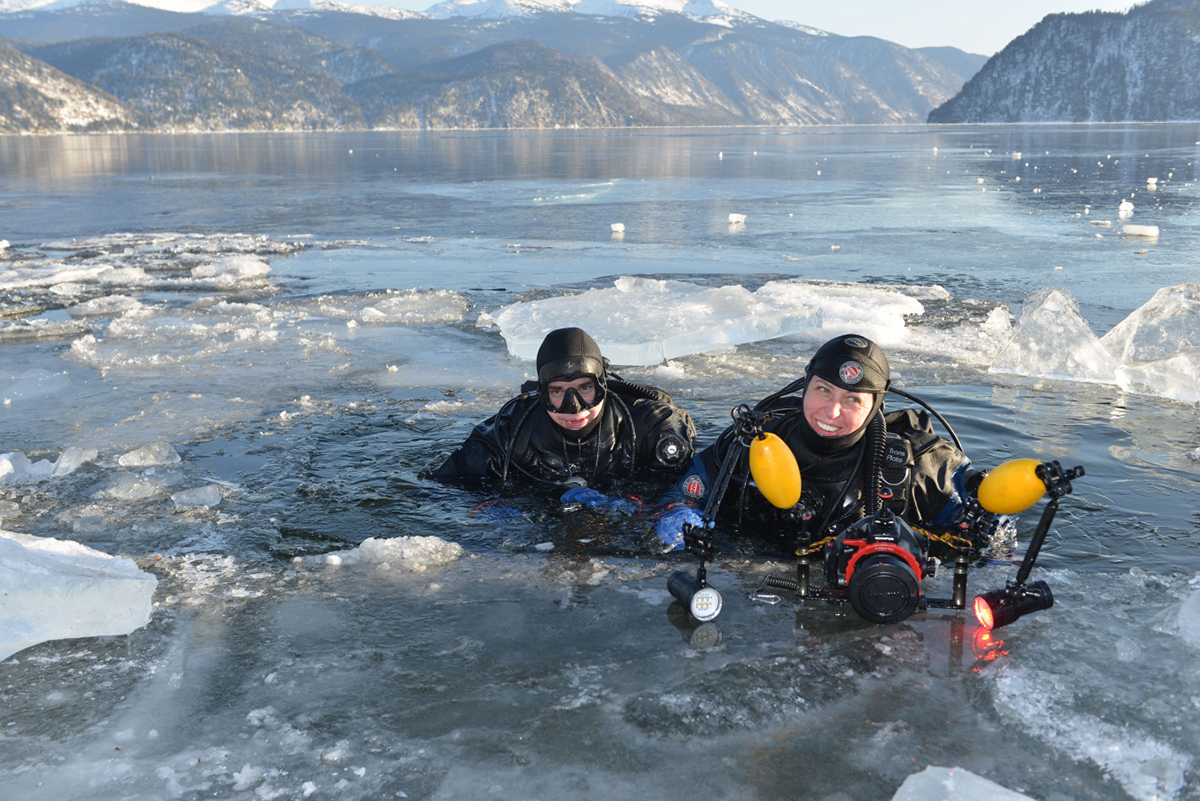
left=823, top=507, right=930, bottom=624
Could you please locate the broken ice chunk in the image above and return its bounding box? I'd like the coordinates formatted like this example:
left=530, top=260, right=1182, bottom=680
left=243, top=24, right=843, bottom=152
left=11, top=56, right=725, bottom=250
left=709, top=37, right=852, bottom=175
left=0, top=530, right=157, bottom=661
left=1101, top=283, right=1200, bottom=402
left=892, top=766, right=1033, bottom=800
left=989, top=288, right=1117, bottom=382
left=171, top=484, right=223, bottom=510
left=118, top=441, right=181, bottom=468
left=52, top=446, right=98, bottom=477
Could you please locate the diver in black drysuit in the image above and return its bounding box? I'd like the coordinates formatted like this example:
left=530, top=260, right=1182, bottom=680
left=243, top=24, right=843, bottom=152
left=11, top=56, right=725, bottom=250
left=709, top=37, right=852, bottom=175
left=433, top=327, right=696, bottom=492
left=658, top=334, right=999, bottom=550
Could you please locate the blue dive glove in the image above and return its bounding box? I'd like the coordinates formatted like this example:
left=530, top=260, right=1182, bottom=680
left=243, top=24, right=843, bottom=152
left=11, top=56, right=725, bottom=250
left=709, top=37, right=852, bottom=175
left=560, top=486, right=639, bottom=515
left=655, top=506, right=703, bottom=552
left=469, top=498, right=524, bottom=522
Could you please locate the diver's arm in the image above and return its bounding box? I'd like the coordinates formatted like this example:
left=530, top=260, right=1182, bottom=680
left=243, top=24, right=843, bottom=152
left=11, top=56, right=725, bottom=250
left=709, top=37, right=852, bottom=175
left=432, top=422, right=507, bottom=481
left=924, top=460, right=978, bottom=526
left=431, top=397, right=529, bottom=482
left=629, top=396, right=698, bottom=475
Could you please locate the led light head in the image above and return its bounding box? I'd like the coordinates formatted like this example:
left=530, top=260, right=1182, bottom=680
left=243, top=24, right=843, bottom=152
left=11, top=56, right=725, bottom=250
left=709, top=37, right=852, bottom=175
left=973, top=580, right=1054, bottom=630
left=667, top=571, right=723, bottom=622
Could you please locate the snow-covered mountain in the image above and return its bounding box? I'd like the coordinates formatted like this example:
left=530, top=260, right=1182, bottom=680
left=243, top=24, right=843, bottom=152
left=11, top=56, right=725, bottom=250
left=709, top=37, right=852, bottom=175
left=0, top=39, right=146, bottom=132
left=0, top=0, right=752, bottom=20
left=0, top=0, right=423, bottom=16
left=424, top=0, right=755, bottom=23
left=929, top=0, right=1200, bottom=122
left=0, top=0, right=984, bottom=132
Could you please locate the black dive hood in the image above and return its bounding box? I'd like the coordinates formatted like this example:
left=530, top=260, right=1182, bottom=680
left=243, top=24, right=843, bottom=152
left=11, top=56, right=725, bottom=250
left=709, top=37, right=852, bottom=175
left=536, top=327, right=607, bottom=387
left=535, top=328, right=608, bottom=431
left=798, top=333, right=891, bottom=454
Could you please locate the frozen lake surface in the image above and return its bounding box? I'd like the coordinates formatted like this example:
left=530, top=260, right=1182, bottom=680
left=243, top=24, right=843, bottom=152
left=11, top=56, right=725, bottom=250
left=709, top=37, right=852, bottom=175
left=1, top=124, right=1199, bottom=800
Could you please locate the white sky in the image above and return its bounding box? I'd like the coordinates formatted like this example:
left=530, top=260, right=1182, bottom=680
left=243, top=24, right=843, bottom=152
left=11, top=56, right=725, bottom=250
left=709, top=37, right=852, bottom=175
left=373, top=0, right=1138, bottom=55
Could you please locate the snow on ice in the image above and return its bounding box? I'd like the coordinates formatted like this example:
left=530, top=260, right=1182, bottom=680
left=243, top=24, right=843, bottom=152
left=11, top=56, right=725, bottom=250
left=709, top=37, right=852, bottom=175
left=319, top=536, right=466, bottom=571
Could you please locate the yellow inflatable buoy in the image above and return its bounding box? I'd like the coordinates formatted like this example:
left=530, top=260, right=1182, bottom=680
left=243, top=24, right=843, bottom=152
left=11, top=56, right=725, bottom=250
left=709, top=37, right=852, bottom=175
left=749, top=432, right=802, bottom=509
left=977, top=458, right=1046, bottom=514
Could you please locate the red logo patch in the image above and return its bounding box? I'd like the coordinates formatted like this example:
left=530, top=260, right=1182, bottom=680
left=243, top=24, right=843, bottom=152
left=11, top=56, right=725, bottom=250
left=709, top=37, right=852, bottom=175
left=683, top=475, right=706, bottom=499
left=839, top=361, right=863, bottom=385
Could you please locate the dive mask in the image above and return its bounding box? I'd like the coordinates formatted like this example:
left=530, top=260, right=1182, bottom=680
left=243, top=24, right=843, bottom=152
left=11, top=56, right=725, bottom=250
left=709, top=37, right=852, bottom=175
left=539, top=377, right=606, bottom=414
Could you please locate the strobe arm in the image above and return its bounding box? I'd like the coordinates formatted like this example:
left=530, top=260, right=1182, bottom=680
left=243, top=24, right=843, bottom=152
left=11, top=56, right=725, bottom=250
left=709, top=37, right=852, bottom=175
left=1014, top=461, right=1084, bottom=585
left=669, top=405, right=767, bottom=620
left=974, top=460, right=1085, bottom=630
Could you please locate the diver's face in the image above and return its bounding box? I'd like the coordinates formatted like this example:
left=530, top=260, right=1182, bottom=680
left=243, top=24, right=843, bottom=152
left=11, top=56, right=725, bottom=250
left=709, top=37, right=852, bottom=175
left=546, top=377, right=603, bottom=432
left=803, top=376, right=874, bottom=437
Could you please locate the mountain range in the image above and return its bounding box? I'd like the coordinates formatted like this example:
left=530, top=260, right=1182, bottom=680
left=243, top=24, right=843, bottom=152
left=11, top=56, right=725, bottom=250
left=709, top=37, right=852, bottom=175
left=0, top=0, right=986, bottom=132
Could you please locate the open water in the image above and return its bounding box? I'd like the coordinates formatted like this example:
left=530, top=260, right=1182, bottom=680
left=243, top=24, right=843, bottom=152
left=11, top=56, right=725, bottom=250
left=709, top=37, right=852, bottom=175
left=1, top=124, right=1199, bottom=801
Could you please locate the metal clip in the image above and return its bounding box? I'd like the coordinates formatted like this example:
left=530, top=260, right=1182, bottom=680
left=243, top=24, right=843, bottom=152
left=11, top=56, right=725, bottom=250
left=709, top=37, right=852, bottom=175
left=750, top=577, right=783, bottom=604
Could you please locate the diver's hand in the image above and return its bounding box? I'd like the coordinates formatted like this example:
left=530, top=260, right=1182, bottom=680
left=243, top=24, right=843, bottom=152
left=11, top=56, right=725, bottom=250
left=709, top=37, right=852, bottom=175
left=655, top=506, right=703, bottom=552
left=560, top=486, right=638, bottom=515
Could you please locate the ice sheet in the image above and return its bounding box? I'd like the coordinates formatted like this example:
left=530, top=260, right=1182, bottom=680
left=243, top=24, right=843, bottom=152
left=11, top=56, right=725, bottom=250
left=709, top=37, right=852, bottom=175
left=494, top=277, right=925, bottom=366
left=988, top=663, right=1189, bottom=801
left=0, top=530, right=157, bottom=662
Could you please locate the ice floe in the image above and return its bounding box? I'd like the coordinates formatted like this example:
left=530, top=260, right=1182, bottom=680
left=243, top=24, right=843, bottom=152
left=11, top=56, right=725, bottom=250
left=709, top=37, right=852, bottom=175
left=494, top=276, right=923, bottom=365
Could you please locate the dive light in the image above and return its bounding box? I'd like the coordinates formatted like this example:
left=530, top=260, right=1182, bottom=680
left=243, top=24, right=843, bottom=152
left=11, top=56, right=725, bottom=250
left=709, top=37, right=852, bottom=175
left=667, top=406, right=795, bottom=622
left=667, top=570, right=723, bottom=622
left=973, top=580, right=1054, bottom=631
left=971, top=459, right=1084, bottom=630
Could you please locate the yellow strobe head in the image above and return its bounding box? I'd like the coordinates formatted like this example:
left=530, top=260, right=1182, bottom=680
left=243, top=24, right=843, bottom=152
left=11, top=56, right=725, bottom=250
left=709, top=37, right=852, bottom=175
left=749, top=432, right=802, bottom=509
left=977, top=458, right=1046, bottom=514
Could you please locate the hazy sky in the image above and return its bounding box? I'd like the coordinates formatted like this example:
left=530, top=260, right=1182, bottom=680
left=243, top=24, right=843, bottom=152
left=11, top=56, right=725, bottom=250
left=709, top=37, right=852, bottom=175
left=374, top=0, right=1137, bottom=55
